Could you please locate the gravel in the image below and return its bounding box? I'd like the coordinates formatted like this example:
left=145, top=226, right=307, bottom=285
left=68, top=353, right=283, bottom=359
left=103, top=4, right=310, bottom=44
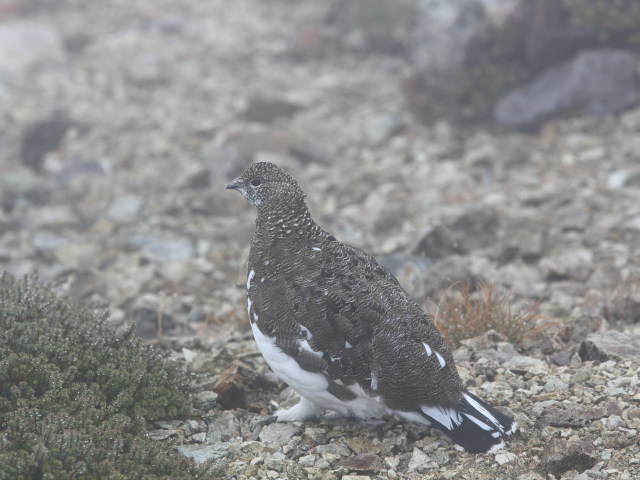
left=1, top=1, right=639, bottom=479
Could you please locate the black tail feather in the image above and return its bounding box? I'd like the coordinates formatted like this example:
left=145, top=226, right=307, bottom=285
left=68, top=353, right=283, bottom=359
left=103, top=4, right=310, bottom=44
left=418, top=391, right=516, bottom=454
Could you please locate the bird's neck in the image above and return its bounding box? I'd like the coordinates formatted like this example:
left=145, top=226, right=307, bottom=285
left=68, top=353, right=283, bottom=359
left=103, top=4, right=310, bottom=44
left=255, top=203, right=322, bottom=240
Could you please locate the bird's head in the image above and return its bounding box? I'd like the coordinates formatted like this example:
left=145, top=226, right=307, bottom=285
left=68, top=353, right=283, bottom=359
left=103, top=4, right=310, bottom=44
left=227, top=162, right=306, bottom=211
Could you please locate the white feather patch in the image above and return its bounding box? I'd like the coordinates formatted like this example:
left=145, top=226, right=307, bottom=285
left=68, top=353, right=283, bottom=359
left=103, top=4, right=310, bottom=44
left=300, top=339, right=323, bottom=358
left=370, top=371, right=378, bottom=391
left=420, top=405, right=462, bottom=431
left=422, top=342, right=432, bottom=356
left=487, top=440, right=506, bottom=453
left=250, top=322, right=389, bottom=419
left=247, top=269, right=255, bottom=290
left=434, top=351, right=446, bottom=368
left=463, top=394, right=501, bottom=432
left=299, top=325, right=311, bottom=339
left=247, top=297, right=252, bottom=316
left=463, top=412, right=493, bottom=431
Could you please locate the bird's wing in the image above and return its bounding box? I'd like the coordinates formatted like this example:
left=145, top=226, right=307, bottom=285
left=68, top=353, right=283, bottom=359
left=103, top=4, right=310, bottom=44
left=249, top=236, right=463, bottom=409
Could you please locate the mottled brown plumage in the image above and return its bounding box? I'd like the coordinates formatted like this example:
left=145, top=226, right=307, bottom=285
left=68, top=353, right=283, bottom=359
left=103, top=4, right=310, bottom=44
left=227, top=162, right=516, bottom=454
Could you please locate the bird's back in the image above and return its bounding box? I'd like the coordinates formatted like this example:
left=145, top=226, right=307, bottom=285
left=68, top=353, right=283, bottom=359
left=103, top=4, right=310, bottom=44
left=248, top=226, right=464, bottom=413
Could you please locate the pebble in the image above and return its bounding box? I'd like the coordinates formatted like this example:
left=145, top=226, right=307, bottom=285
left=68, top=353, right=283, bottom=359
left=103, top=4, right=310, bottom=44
left=495, top=452, right=516, bottom=465
left=5, top=1, right=640, bottom=480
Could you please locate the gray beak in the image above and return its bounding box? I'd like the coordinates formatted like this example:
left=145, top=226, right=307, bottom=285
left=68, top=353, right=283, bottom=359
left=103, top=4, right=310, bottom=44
left=226, top=178, right=242, bottom=190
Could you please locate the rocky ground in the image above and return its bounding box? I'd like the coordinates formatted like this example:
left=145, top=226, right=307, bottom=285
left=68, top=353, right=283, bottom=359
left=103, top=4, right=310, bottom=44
left=1, top=1, right=639, bottom=479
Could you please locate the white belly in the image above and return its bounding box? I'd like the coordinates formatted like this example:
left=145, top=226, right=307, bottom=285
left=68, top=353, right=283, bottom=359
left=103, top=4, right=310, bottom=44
left=250, top=321, right=390, bottom=419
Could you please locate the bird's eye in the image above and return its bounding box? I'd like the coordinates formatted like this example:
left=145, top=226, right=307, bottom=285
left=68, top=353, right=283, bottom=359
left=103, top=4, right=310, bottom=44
left=250, top=179, right=261, bottom=187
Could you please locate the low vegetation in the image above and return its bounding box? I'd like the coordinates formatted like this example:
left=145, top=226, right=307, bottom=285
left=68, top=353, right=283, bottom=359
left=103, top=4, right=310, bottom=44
left=0, top=273, right=215, bottom=479
left=435, top=281, right=544, bottom=349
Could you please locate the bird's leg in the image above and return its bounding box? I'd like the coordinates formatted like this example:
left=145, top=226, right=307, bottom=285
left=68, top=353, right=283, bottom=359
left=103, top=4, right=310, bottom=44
left=275, top=396, right=323, bottom=422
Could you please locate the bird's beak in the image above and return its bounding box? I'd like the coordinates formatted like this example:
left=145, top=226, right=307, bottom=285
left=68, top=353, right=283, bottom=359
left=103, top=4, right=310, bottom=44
left=226, top=178, right=242, bottom=190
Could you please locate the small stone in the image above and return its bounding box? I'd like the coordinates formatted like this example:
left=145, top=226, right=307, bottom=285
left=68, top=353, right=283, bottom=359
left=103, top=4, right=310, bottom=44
left=516, top=473, right=545, bottom=480
left=579, top=331, right=640, bottom=362
left=298, top=454, right=316, bottom=467
left=258, top=422, right=302, bottom=444
left=385, top=456, right=401, bottom=469
left=337, top=454, right=382, bottom=473
left=541, top=437, right=597, bottom=476
left=194, top=391, right=218, bottom=411
left=506, top=355, right=550, bottom=376
left=107, top=194, right=142, bottom=222
left=495, top=452, right=517, bottom=465
left=310, top=443, right=351, bottom=457
left=146, top=429, right=179, bottom=441
left=550, top=351, right=573, bottom=366
left=413, top=204, right=499, bottom=259
left=205, top=411, right=241, bottom=442
left=177, top=443, right=229, bottom=463
left=345, top=437, right=381, bottom=455
left=303, top=427, right=326, bottom=443
left=191, top=432, right=207, bottom=443
left=606, top=415, right=622, bottom=428
left=408, top=448, right=433, bottom=472
left=264, top=451, right=286, bottom=471
left=544, top=377, right=569, bottom=393
left=537, top=404, right=602, bottom=428
left=541, top=248, right=593, bottom=281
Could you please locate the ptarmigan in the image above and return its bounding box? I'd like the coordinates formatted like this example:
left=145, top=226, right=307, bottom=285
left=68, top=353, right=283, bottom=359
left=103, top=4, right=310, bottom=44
left=227, top=162, right=516, bottom=454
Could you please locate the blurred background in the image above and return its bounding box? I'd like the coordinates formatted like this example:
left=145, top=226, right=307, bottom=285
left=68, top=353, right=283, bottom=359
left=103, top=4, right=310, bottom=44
left=1, top=0, right=639, bottom=347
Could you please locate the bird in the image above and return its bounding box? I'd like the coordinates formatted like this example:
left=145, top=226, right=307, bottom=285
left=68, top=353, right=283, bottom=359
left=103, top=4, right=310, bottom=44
left=227, top=162, right=516, bottom=454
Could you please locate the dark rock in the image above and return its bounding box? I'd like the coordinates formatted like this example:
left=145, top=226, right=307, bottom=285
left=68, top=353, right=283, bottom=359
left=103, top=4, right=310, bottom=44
left=213, top=361, right=278, bottom=412
left=549, top=351, right=572, bottom=367
left=608, top=279, right=640, bottom=324
left=537, top=404, right=603, bottom=428
left=337, top=454, right=382, bottom=473
left=21, top=113, right=76, bottom=171
left=213, top=362, right=259, bottom=410
left=413, top=204, right=499, bottom=259
left=578, top=330, right=640, bottom=362
left=541, top=437, right=597, bottom=476
left=495, top=49, right=639, bottom=130
left=413, top=224, right=459, bottom=260
left=243, top=96, right=302, bottom=123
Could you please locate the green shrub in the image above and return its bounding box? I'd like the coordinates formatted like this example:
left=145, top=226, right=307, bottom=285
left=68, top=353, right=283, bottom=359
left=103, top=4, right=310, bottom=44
left=0, top=273, right=215, bottom=479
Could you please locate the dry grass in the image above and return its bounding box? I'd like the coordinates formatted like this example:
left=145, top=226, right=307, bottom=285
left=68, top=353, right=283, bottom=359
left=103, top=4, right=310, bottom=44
left=434, top=281, right=545, bottom=349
